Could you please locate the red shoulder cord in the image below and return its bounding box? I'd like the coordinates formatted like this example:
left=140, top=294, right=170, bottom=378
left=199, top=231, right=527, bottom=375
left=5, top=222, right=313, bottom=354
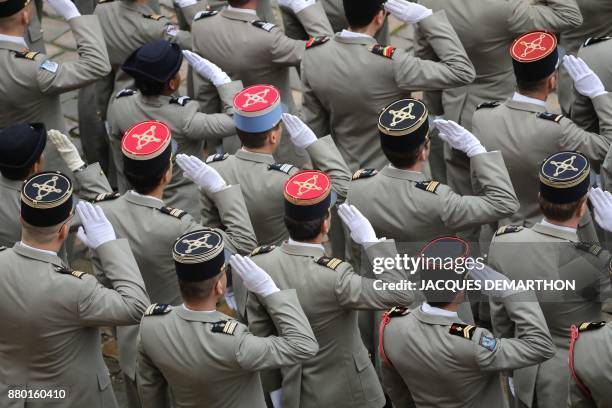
left=379, top=311, right=394, bottom=368
left=569, top=324, right=592, bottom=399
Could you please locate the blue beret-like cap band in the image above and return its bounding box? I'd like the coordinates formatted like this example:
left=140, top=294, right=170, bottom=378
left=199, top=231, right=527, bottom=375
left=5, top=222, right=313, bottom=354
left=234, top=103, right=283, bottom=133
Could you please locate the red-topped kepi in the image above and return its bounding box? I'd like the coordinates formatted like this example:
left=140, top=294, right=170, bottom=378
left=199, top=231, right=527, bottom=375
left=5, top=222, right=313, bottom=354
left=233, top=85, right=283, bottom=133
left=121, top=120, right=174, bottom=176
left=284, top=170, right=334, bottom=221
left=511, top=31, right=559, bottom=81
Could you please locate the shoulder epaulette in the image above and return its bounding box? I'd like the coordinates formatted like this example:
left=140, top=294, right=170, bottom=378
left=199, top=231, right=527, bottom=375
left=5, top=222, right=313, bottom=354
left=352, top=168, right=378, bottom=180
left=414, top=180, right=440, bottom=194
left=268, top=163, right=295, bottom=174
left=574, top=242, right=603, bottom=257
left=316, top=256, right=344, bottom=271
left=14, top=50, right=39, bottom=60
left=143, top=13, right=165, bottom=21
left=116, top=88, right=135, bottom=98
left=144, top=303, right=172, bottom=316
left=170, top=96, right=191, bottom=106
left=211, top=320, right=238, bottom=335
left=93, top=192, right=120, bottom=202
left=536, top=112, right=564, bottom=123
left=476, top=101, right=500, bottom=110
left=449, top=323, right=476, bottom=340
left=576, top=321, right=606, bottom=332
left=193, top=10, right=218, bottom=21
left=158, top=206, right=187, bottom=219
left=495, top=225, right=523, bottom=236
left=206, top=153, right=229, bottom=163
left=368, top=44, right=396, bottom=59
left=305, top=36, right=330, bottom=49
left=386, top=306, right=409, bottom=318
left=98, top=0, right=114, bottom=4
left=55, top=266, right=86, bottom=279
left=250, top=245, right=276, bottom=256
left=583, top=37, right=612, bottom=47
left=252, top=20, right=276, bottom=32
left=0, top=246, right=6, bottom=252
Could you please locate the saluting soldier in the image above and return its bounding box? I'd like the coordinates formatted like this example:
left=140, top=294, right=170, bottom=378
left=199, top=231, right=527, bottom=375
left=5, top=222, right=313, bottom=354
left=0, top=177, right=149, bottom=408
left=380, top=237, right=555, bottom=408
left=136, top=233, right=318, bottom=408
left=301, top=0, right=475, bottom=172
left=92, top=120, right=256, bottom=407
left=201, top=84, right=350, bottom=248
left=247, top=178, right=417, bottom=407
left=0, top=0, right=111, bottom=177
left=107, top=41, right=241, bottom=216
left=0, top=124, right=112, bottom=247
left=472, top=35, right=612, bottom=242
left=191, top=0, right=333, bottom=167
left=488, top=152, right=612, bottom=408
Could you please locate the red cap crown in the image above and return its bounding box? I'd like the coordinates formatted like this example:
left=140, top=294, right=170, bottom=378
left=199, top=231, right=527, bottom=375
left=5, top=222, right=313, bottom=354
left=121, top=121, right=172, bottom=160
left=284, top=170, right=332, bottom=205
left=233, top=84, right=281, bottom=117
left=511, top=31, right=557, bottom=63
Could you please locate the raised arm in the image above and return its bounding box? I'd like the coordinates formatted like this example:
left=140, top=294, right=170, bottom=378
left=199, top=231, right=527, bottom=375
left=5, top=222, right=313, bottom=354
left=506, top=0, right=582, bottom=34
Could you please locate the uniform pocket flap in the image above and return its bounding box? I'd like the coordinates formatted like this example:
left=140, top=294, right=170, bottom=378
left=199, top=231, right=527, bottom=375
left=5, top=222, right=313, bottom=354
left=353, top=351, right=371, bottom=373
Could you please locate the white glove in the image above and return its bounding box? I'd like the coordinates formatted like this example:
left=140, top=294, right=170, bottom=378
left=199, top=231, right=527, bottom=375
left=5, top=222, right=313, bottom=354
left=182, top=51, right=231, bottom=87
left=175, top=154, right=227, bottom=194
left=229, top=255, right=279, bottom=297
left=277, top=0, right=315, bottom=13
left=589, top=187, right=612, bottom=232
left=563, top=55, right=606, bottom=99
left=76, top=202, right=116, bottom=250
left=434, top=119, right=486, bottom=157
left=338, top=203, right=378, bottom=246
left=282, top=113, right=317, bottom=149
left=175, top=0, right=196, bottom=8
left=47, top=0, right=80, bottom=21
left=47, top=130, right=85, bottom=172
left=224, top=288, right=237, bottom=311
left=270, top=389, right=283, bottom=408
left=384, top=0, right=432, bottom=24
left=469, top=264, right=518, bottom=298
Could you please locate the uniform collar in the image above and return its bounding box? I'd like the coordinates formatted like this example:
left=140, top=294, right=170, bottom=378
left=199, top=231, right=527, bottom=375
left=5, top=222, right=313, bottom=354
left=421, top=302, right=458, bottom=318
left=287, top=238, right=325, bottom=251
left=333, top=31, right=377, bottom=46
left=280, top=241, right=325, bottom=258
left=380, top=165, right=427, bottom=182
left=221, top=7, right=259, bottom=22
left=141, top=94, right=170, bottom=107
left=532, top=222, right=578, bottom=241
left=118, top=1, right=155, bottom=14
left=125, top=190, right=165, bottom=209
left=338, top=29, right=374, bottom=40
left=412, top=306, right=460, bottom=326
left=235, top=148, right=276, bottom=165
left=0, top=39, right=27, bottom=52
left=0, top=175, right=23, bottom=191
left=227, top=5, right=257, bottom=15
left=0, top=34, right=27, bottom=48
left=511, top=92, right=547, bottom=108
left=540, top=218, right=577, bottom=234
left=504, top=97, right=547, bottom=114
left=13, top=241, right=64, bottom=267
left=175, top=306, right=228, bottom=323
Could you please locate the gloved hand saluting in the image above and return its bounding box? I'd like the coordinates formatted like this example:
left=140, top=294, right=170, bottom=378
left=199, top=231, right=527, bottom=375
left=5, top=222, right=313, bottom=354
left=338, top=203, right=378, bottom=246
left=47, top=0, right=80, bottom=21
left=182, top=51, right=231, bottom=87
left=384, top=0, right=432, bottom=24
left=229, top=255, right=279, bottom=297
left=76, top=202, right=116, bottom=250
left=282, top=113, right=317, bottom=149
left=175, top=154, right=227, bottom=194
left=589, top=187, right=612, bottom=232
left=277, top=0, right=315, bottom=14
left=564, top=55, right=606, bottom=99
left=434, top=119, right=486, bottom=157
left=48, top=130, right=85, bottom=172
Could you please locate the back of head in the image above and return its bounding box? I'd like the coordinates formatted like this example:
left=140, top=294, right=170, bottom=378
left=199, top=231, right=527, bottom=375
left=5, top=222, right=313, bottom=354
left=0, top=123, right=46, bottom=180
left=0, top=0, right=30, bottom=32
left=122, top=40, right=183, bottom=96
left=343, top=0, right=385, bottom=29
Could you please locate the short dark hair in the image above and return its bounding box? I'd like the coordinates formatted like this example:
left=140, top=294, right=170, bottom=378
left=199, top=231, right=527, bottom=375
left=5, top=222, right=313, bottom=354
left=134, top=79, right=165, bottom=96
left=284, top=210, right=330, bottom=241
left=124, top=159, right=171, bottom=195
left=178, top=272, right=223, bottom=303
left=0, top=165, right=31, bottom=181
left=516, top=76, right=550, bottom=94
left=381, top=141, right=425, bottom=169
left=538, top=194, right=586, bottom=222
left=343, top=0, right=385, bottom=29
left=420, top=269, right=465, bottom=308
left=237, top=122, right=280, bottom=149
left=228, top=0, right=249, bottom=6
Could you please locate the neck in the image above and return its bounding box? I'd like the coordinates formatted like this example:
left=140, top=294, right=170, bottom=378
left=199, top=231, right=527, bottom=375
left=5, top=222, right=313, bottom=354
left=348, top=24, right=378, bottom=38
left=244, top=145, right=276, bottom=155
left=131, top=0, right=148, bottom=4
left=0, top=26, right=26, bottom=37
left=518, top=89, right=548, bottom=102
left=294, top=234, right=325, bottom=245
left=233, top=1, right=256, bottom=10
left=184, top=297, right=219, bottom=311
left=22, top=238, right=61, bottom=253
left=405, top=161, right=424, bottom=172
left=146, top=184, right=165, bottom=199
left=442, top=303, right=459, bottom=312
left=544, top=217, right=579, bottom=229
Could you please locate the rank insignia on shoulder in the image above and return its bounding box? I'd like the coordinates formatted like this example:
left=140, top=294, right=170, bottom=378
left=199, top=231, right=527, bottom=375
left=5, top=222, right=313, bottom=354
left=369, top=44, right=396, bottom=59
left=449, top=323, right=476, bottom=340
left=116, top=88, right=136, bottom=98
left=98, top=0, right=114, bottom=4
left=143, top=13, right=165, bottom=21
left=144, top=303, right=172, bottom=316
left=386, top=306, right=409, bottom=317
left=583, top=37, right=612, bottom=47
left=495, top=225, right=523, bottom=236
left=14, top=50, right=39, bottom=60
left=268, top=163, right=295, bottom=174
left=476, top=101, right=500, bottom=110
left=352, top=168, right=378, bottom=180
left=158, top=206, right=187, bottom=219
left=205, top=153, right=229, bottom=163
left=305, top=36, right=329, bottom=49
left=194, top=10, right=218, bottom=21
left=574, top=242, right=603, bottom=257
left=252, top=20, right=276, bottom=32
left=211, top=320, right=238, bottom=335
left=414, top=180, right=440, bottom=194
left=478, top=333, right=498, bottom=351
left=577, top=321, right=606, bottom=332
left=170, top=96, right=191, bottom=106
left=0, top=246, right=6, bottom=252
left=55, top=266, right=86, bottom=279
left=316, top=257, right=344, bottom=271
left=93, top=192, right=120, bottom=202
left=250, top=245, right=276, bottom=256
left=536, top=112, right=563, bottom=123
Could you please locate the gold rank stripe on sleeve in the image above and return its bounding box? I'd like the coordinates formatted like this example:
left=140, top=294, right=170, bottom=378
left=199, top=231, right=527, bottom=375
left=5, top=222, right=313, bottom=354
left=368, top=44, right=397, bottom=59
left=211, top=320, right=238, bottom=335
left=352, top=168, right=378, bottom=180
left=223, top=321, right=238, bottom=335
left=495, top=225, right=524, bottom=236
left=14, top=50, right=39, bottom=60
left=578, top=321, right=606, bottom=332
left=574, top=242, right=603, bottom=257
left=305, top=36, right=330, bottom=49
left=316, top=257, right=344, bottom=270
left=143, top=14, right=165, bottom=21
left=414, top=180, right=440, bottom=194
left=158, top=206, right=187, bottom=219
left=449, top=323, right=476, bottom=340
left=250, top=245, right=276, bottom=256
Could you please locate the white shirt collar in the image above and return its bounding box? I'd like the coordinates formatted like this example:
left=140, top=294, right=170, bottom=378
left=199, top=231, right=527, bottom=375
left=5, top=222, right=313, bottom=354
left=227, top=5, right=257, bottom=15
left=287, top=238, right=325, bottom=251
left=421, top=302, right=458, bottom=318
left=182, top=304, right=216, bottom=313
left=388, top=164, right=421, bottom=174
left=0, top=34, right=27, bottom=48
left=540, top=219, right=577, bottom=234
left=129, top=190, right=165, bottom=205
left=18, top=241, right=57, bottom=257
left=512, top=92, right=547, bottom=108
left=339, top=29, right=374, bottom=40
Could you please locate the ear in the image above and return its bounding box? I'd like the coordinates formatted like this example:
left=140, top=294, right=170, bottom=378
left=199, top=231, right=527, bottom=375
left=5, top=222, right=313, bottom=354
left=22, top=8, right=32, bottom=26
left=419, top=142, right=430, bottom=162
left=548, top=72, right=558, bottom=92
left=58, top=222, right=70, bottom=242
left=321, top=212, right=332, bottom=235
left=215, top=274, right=226, bottom=296
left=375, top=9, right=386, bottom=26
left=577, top=199, right=588, bottom=219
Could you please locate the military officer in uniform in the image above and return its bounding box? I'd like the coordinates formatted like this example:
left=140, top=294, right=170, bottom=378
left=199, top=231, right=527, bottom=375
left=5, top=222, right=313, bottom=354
left=380, top=237, right=555, bottom=408
left=488, top=151, right=612, bottom=408
left=301, top=0, right=475, bottom=172
left=0, top=124, right=112, bottom=247
left=107, top=41, right=241, bottom=216
left=201, top=84, right=350, bottom=248
left=191, top=0, right=333, bottom=166
left=472, top=35, right=612, bottom=242
left=0, top=0, right=111, bottom=177
left=137, top=232, right=318, bottom=408
left=0, top=175, right=149, bottom=408
left=247, top=175, right=418, bottom=408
